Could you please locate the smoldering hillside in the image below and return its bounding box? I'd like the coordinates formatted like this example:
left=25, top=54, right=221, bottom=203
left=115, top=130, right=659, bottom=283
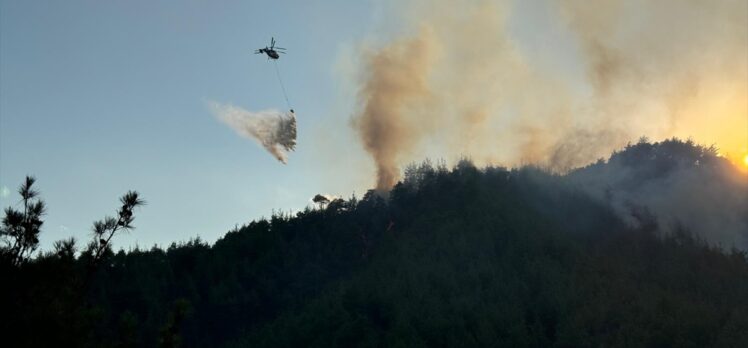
left=567, top=138, right=748, bottom=249
left=392, top=138, right=748, bottom=250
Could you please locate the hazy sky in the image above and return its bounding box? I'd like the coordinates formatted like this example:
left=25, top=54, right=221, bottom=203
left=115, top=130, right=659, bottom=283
left=2, top=0, right=746, bottom=251
left=0, top=0, right=558, bottom=250
left=1, top=0, right=380, bottom=250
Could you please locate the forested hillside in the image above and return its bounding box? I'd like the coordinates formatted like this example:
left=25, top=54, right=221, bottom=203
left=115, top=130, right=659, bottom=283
left=3, top=139, right=748, bottom=347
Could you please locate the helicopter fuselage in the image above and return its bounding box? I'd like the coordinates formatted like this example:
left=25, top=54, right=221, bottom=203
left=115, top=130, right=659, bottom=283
left=266, top=50, right=280, bottom=59
left=258, top=48, right=280, bottom=59
left=255, top=38, right=285, bottom=60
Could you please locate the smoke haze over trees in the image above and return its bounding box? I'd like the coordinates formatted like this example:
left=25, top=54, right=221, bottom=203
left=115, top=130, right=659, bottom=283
left=570, top=138, right=748, bottom=249
left=3, top=139, right=748, bottom=347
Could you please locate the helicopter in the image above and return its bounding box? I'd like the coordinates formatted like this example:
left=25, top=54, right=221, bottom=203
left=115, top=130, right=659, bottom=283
left=255, top=37, right=286, bottom=60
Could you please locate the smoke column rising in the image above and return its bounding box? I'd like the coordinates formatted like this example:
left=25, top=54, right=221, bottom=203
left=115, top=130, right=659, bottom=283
left=211, top=102, right=297, bottom=164
left=352, top=29, right=436, bottom=190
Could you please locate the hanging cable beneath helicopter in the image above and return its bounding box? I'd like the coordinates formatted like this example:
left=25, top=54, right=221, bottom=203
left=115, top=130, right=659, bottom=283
left=255, top=37, right=293, bottom=113
left=273, top=59, right=292, bottom=112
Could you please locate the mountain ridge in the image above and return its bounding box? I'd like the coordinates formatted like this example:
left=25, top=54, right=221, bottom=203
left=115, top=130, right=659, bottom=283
left=3, top=138, right=747, bottom=347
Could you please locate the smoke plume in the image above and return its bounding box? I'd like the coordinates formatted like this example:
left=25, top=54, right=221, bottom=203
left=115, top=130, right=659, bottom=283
left=352, top=0, right=747, bottom=189
left=211, top=102, right=297, bottom=164
left=352, top=29, right=436, bottom=190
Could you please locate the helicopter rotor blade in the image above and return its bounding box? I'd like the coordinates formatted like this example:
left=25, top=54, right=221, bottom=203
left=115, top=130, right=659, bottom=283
left=270, top=37, right=275, bottom=49
left=275, top=47, right=286, bottom=50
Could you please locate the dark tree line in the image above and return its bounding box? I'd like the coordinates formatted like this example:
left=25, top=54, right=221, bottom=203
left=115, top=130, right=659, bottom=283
left=1, top=177, right=145, bottom=347
left=2, top=139, right=747, bottom=347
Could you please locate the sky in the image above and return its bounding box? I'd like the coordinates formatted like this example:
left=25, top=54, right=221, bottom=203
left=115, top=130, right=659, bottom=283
left=1, top=0, right=378, bottom=250
left=2, top=0, right=747, bottom=251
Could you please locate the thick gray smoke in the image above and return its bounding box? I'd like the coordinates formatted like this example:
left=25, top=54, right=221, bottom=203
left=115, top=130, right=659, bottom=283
left=348, top=0, right=747, bottom=248
left=211, top=102, right=297, bottom=164
left=352, top=0, right=747, bottom=189
left=352, top=29, right=436, bottom=190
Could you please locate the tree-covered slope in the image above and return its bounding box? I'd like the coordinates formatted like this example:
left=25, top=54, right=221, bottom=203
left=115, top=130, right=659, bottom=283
left=3, top=139, right=748, bottom=347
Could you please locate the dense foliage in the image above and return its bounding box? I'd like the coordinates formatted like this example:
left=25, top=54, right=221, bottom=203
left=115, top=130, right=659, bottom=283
left=2, top=139, right=747, bottom=347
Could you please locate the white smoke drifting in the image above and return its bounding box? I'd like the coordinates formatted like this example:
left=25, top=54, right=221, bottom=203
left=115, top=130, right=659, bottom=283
left=211, top=102, right=297, bottom=164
